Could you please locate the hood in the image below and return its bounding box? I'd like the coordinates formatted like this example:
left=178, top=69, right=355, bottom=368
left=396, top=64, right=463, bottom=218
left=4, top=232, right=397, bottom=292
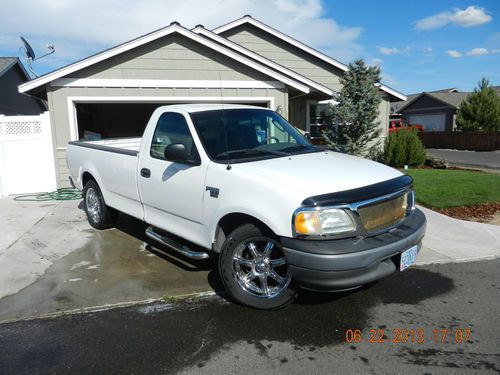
left=234, top=151, right=403, bottom=199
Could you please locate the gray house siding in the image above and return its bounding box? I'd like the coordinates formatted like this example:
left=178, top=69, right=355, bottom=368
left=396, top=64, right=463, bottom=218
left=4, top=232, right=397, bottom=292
left=220, top=24, right=392, bottom=140
left=0, top=65, right=45, bottom=115
left=378, top=94, right=390, bottom=140
left=70, top=36, right=278, bottom=82
left=220, top=24, right=343, bottom=91
left=46, top=33, right=290, bottom=187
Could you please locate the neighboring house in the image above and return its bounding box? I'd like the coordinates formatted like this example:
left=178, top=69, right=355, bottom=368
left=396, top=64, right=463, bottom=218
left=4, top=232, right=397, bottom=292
left=397, top=91, right=470, bottom=132
left=0, top=57, right=46, bottom=115
left=392, top=86, right=500, bottom=132
left=391, top=88, right=461, bottom=115
left=19, top=15, right=405, bottom=188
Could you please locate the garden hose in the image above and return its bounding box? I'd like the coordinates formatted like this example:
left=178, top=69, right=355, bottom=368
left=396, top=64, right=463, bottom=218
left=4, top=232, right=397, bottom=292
left=13, top=188, right=83, bottom=201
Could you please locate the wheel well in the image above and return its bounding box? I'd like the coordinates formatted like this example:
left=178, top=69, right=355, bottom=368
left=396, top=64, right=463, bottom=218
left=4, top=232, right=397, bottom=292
left=82, top=172, right=96, bottom=188
left=213, top=213, right=275, bottom=253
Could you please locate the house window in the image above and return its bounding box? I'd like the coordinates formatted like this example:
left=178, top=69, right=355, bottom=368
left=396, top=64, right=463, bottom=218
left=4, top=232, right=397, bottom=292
left=308, top=102, right=332, bottom=138
left=309, top=103, right=331, bottom=125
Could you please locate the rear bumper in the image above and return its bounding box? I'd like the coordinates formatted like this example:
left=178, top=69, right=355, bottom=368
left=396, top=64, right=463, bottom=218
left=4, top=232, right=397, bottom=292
left=280, top=208, right=426, bottom=291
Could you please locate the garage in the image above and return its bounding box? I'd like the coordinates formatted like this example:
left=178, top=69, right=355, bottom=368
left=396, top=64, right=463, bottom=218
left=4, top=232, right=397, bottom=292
left=408, top=113, right=446, bottom=132
left=75, top=101, right=270, bottom=140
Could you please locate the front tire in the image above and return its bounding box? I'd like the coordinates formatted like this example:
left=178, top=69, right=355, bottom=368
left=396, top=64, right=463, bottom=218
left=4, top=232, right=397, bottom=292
left=218, top=224, right=297, bottom=309
left=83, top=180, right=117, bottom=230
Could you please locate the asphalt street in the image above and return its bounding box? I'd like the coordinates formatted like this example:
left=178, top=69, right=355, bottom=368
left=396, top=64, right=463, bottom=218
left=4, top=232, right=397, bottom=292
left=427, top=149, right=500, bottom=171
left=1, top=260, right=499, bottom=374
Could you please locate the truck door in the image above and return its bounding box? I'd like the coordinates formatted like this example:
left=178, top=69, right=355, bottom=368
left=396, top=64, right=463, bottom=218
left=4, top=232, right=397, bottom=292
left=138, top=112, right=208, bottom=246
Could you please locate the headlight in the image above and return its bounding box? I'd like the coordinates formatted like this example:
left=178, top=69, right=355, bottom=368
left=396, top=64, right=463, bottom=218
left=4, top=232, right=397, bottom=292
left=294, top=208, right=355, bottom=236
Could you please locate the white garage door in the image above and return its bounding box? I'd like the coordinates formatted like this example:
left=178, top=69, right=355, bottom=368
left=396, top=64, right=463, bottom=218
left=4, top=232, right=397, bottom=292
left=408, top=113, right=446, bottom=132
left=0, top=113, right=56, bottom=197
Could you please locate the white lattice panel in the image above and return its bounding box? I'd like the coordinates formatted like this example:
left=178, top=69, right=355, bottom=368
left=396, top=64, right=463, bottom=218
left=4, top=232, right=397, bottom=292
left=0, top=120, right=42, bottom=136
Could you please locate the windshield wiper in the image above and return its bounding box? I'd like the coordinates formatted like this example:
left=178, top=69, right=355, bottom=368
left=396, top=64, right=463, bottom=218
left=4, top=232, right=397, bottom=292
left=279, top=145, right=320, bottom=154
left=253, top=149, right=289, bottom=156
left=215, top=148, right=288, bottom=159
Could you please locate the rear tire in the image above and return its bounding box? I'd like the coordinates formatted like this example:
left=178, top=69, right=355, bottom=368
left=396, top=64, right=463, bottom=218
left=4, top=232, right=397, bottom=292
left=83, top=180, right=117, bottom=230
left=218, top=224, right=297, bottom=310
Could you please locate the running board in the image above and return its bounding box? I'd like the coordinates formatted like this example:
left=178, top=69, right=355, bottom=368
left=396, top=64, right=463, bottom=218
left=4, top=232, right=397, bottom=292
left=145, top=226, right=210, bottom=260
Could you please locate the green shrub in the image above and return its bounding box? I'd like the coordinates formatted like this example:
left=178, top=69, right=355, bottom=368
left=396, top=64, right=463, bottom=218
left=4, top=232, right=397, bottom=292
left=384, top=128, right=426, bottom=167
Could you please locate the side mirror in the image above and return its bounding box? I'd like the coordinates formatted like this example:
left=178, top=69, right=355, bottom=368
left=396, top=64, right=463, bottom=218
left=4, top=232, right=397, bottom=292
left=304, top=132, right=311, bottom=140
left=164, top=143, right=187, bottom=162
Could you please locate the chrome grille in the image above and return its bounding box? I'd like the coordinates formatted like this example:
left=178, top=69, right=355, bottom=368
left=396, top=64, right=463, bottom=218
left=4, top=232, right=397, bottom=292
left=358, top=192, right=410, bottom=232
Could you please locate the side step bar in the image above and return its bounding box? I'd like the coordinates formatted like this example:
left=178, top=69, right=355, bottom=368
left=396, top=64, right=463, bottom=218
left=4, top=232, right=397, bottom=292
left=145, top=226, right=210, bottom=260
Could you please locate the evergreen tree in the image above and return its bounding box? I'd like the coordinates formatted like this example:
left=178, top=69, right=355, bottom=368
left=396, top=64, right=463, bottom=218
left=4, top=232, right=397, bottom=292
left=322, top=59, right=382, bottom=156
left=456, top=78, right=500, bottom=131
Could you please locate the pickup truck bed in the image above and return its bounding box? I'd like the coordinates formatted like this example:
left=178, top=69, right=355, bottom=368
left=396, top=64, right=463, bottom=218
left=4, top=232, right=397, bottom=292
left=71, top=138, right=141, bottom=154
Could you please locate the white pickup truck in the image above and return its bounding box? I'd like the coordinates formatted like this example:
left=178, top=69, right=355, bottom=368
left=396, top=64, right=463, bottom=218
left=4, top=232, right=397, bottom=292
left=67, top=104, right=426, bottom=309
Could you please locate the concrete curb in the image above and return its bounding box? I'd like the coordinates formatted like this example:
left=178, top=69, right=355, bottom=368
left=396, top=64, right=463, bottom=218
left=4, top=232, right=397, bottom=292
left=0, top=290, right=217, bottom=325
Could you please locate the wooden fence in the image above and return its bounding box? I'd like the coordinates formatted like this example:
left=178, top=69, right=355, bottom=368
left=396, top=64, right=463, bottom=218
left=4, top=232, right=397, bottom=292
left=418, top=131, right=500, bottom=151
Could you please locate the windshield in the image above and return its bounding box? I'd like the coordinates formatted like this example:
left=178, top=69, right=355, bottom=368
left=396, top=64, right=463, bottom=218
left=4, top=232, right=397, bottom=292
left=190, top=108, right=319, bottom=163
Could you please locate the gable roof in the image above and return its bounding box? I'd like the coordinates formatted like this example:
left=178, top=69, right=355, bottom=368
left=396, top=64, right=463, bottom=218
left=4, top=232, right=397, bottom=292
left=213, top=15, right=406, bottom=101
left=0, top=58, right=17, bottom=76
left=397, top=92, right=471, bottom=112
left=19, top=23, right=310, bottom=96
left=0, top=57, right=30, bottom=80
left=192, top=25, right=334, bottom=96
left=429, top=87, right=461, bottom=93
left=392, top=87, right=464, bottom=113
left=426, top=92, right=470, bottom=107
left=391, top=94, right=418, bottom=113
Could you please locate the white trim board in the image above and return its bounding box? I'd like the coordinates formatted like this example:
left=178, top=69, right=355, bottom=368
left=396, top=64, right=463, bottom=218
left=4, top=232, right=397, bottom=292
left=192, top=26, right=334, bottom=97
left=53, top=78, right=284, bottom=89
left=19, top=24, right=309, bottom=95
left=213, top=16, right=406, bottom=101
left=66, top=96, right=276, bottom=141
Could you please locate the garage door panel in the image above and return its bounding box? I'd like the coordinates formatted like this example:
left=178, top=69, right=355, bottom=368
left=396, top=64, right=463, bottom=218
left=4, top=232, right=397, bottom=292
left=408, top=113, right=446, bottom=132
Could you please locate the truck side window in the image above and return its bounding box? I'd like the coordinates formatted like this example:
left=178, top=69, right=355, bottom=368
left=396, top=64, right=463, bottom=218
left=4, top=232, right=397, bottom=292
left=150, top=112, right=198, bottom=161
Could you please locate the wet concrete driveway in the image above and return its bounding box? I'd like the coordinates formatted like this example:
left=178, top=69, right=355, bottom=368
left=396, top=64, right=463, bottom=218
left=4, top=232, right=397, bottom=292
left=0, top=199, right=214, bottom=322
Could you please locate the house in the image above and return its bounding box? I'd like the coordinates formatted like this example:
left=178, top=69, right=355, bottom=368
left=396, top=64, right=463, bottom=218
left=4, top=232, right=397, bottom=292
left=0, top=57, right=46, bottom=115
left=393, top=86, right=500, bottom=132
left=19, top=15, right=405, bottom=189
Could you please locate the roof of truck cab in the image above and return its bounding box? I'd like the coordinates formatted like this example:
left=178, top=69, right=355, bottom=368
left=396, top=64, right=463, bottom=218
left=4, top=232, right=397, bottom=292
left=157, top=103, right=270, bottom=113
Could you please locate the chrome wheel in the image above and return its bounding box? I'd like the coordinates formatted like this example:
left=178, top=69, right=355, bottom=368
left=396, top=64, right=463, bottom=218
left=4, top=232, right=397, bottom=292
left=233, top=238, right=291, bottom=298
left=85, top=187, right=101, bottom=223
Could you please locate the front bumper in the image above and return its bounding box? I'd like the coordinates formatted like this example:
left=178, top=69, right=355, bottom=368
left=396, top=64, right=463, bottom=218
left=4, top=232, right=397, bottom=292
left=280, top=208, right=427, bottom=291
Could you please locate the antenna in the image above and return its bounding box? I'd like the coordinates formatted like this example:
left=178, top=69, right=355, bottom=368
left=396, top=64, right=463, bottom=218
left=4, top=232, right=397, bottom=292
left=218, top=71, right=231, bottom=170
left=20, top=36, right=55, bottom=77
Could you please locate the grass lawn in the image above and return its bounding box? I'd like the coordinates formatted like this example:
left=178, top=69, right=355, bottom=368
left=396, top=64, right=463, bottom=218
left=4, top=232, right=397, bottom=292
left=404, top=169, right=500, bottom=209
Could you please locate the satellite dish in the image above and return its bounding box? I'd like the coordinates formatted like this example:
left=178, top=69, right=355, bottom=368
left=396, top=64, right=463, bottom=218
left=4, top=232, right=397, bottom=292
left=20, top=36, right=36, bottom=60
left=19, top=36, right=55, bottom=77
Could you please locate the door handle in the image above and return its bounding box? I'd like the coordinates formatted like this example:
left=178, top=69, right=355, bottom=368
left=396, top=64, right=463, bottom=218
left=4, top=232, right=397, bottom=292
left=140, top=168, right=151, bottom=178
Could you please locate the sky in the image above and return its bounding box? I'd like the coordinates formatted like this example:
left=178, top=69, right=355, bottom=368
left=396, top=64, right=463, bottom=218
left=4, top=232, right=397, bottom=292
left=0, top=0, right=499, bottom=95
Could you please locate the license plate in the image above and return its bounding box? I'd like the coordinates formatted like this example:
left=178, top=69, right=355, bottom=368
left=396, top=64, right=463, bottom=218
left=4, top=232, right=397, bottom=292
left=400, top=245, right=418, bottom=271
